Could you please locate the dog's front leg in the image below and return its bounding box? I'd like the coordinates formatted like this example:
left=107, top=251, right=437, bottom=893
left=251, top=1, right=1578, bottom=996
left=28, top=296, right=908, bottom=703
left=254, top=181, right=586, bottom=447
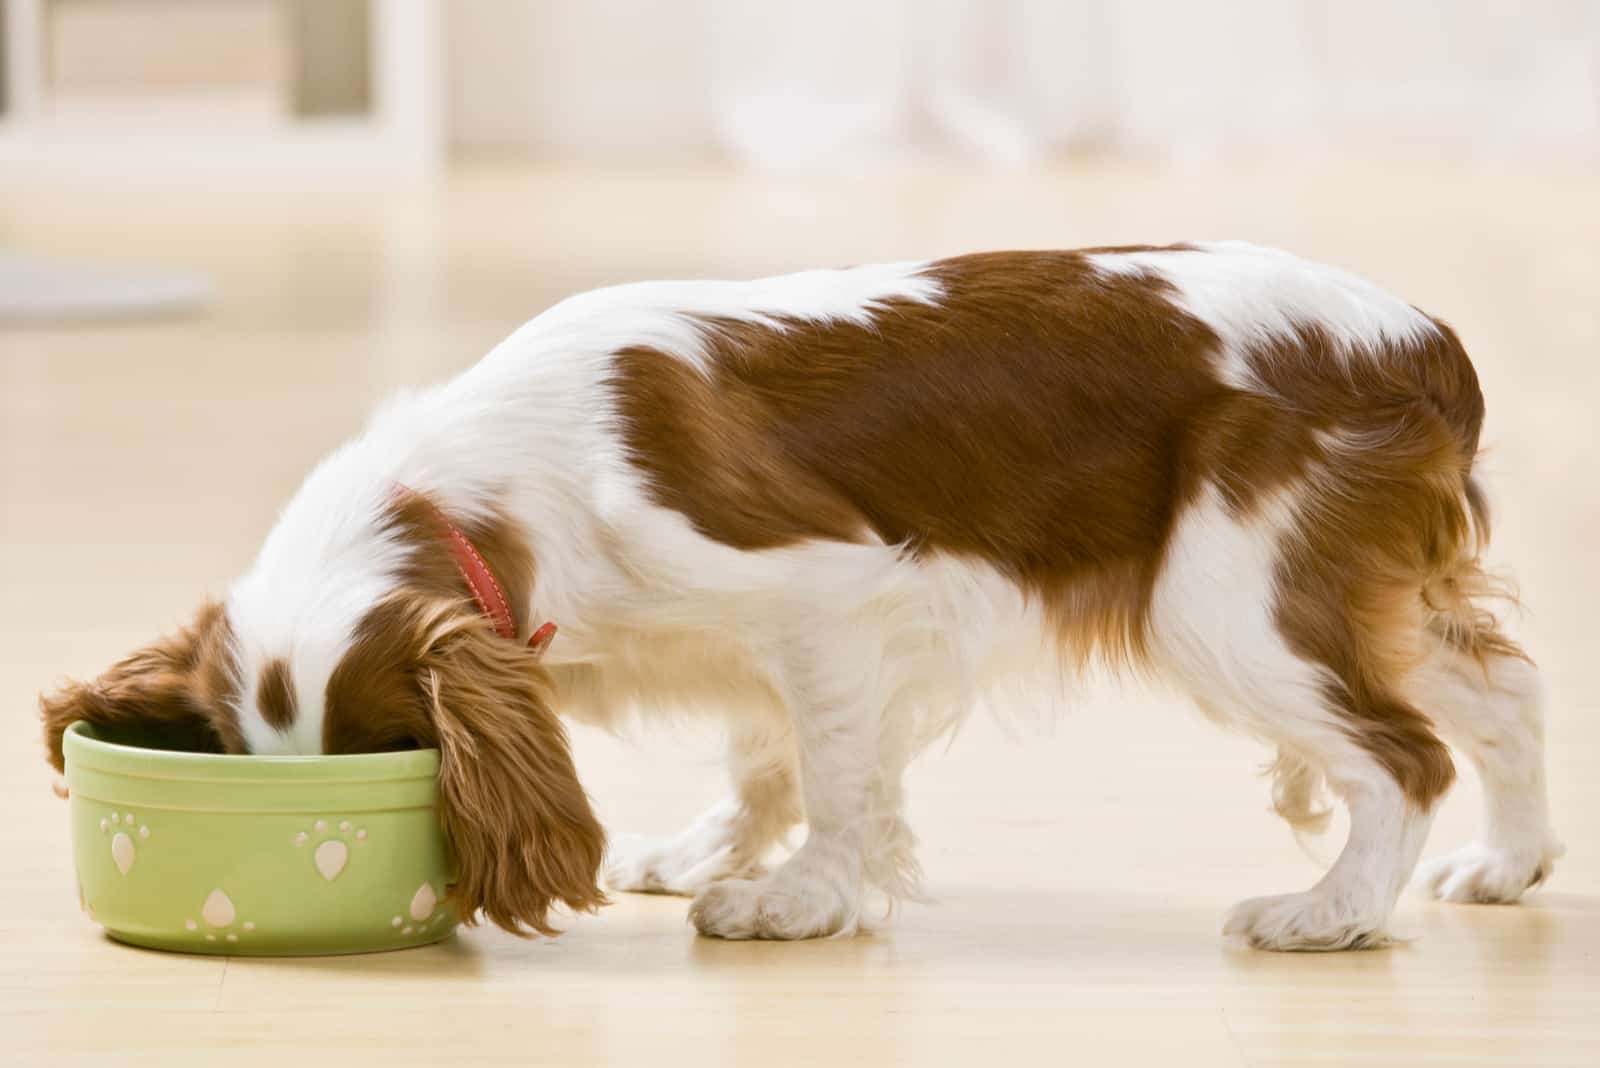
left=606, top=718, right=803, bottom=896
left=688, top=642, right=886, bottom=940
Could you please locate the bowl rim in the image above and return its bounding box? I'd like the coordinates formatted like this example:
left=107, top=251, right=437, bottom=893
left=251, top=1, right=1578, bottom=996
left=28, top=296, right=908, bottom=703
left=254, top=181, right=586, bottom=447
left=64, top=720, right=441, bottom=783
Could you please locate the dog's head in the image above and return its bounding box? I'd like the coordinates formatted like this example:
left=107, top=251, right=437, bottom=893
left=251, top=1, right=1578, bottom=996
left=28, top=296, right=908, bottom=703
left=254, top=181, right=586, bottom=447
left=40, top=492, right=605, bottom=937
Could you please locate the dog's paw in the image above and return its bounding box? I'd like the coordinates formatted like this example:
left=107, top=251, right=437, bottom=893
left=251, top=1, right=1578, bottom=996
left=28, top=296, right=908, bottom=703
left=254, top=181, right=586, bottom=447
left=1415, top=840, right=1561, bottom=904
left=605, top=831, right=764, bottom=898
left=689, top=874, right=855, bottom=940
left=1223, top=891, right=1388, bottom=952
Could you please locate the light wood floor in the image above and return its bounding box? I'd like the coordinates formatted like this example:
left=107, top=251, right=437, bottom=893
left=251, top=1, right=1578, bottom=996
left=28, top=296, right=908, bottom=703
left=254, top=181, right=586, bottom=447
left=2, top=160, right=1597, bottom=1067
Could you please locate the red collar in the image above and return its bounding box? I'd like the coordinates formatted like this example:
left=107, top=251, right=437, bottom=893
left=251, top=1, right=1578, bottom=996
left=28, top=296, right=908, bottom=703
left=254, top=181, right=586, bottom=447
left=408, top=490, right=556, bottom=654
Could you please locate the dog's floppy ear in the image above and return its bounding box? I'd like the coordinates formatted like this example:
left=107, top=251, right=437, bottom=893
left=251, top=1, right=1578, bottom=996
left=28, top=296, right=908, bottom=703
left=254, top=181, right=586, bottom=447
left=39, top=600, right=241, bottom=771
left=422, top=613, right=607, bottom=936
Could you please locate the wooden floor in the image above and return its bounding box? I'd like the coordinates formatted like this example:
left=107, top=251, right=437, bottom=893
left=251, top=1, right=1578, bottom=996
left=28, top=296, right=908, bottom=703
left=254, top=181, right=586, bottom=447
left=2, top=160, right=1597, bottom=1067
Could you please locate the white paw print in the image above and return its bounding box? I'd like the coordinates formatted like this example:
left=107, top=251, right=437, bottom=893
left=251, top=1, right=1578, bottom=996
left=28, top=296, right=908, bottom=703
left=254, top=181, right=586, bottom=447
left=185, top=889, right=255, bottom=943
left=389, top=882, right=448, bottom=935
left=294, top=818, right=366, bottom=881
left=99, top=810, right=151, bottom=875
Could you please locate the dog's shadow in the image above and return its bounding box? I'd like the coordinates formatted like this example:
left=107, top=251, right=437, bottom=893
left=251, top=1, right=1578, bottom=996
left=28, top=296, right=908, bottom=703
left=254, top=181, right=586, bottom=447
left=680, top=886, right=1227, bottom=972
left=152, top=884, right=1597, bottom=995
left=680, top=883, right=1600, bottom=979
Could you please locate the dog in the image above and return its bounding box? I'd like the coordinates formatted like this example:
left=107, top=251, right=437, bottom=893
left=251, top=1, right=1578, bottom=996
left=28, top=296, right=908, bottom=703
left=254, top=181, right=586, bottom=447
left=41, top=242, right=1563, bottom=948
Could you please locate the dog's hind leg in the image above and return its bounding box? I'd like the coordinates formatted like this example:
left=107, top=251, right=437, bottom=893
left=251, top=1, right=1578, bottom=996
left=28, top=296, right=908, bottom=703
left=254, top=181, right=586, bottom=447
left=1221, top=726, right=1440, bottom=951
left=1154, top=486, right=1450, bottom=950
left=1410, top=632, right=1563, bottom=903
left=605, top=716, right=803, bottom=897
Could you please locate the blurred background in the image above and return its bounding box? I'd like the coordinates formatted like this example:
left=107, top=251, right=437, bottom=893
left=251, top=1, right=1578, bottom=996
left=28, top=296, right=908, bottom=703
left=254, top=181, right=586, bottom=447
left=3, top=0, right=1598, bottom=312
left=8, top=0, right=1598, bottom=172
left=3, top=1, right=1598, bottom=284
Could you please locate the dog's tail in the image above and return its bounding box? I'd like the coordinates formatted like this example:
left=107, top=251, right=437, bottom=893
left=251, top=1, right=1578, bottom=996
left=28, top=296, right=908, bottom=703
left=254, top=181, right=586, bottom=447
left=1266, top=749, right=1334, bottom=837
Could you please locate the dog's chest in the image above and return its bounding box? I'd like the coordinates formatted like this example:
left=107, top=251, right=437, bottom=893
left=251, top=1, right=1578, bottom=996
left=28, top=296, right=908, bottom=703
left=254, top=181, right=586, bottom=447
left=547, top=622, right=782, bottom=728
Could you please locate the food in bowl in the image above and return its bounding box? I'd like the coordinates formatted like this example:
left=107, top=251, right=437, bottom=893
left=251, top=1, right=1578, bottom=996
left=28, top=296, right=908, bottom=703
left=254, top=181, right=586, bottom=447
left=64, top=720, right=459, bottom=955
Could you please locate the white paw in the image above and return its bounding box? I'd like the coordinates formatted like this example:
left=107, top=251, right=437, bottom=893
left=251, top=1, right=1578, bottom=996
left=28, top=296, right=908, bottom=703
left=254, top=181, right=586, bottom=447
left=1223, top=891, right=1388, bottom=952
left=1415, top=840, right=1561, bottom=904
left=689, top=874, right=855, bottom=940
left=605, top=831, right=765, bottom=898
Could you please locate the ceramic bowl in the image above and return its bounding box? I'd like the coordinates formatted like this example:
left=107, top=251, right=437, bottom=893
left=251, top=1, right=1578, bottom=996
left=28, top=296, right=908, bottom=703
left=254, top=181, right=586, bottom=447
left=64, top=721, right=459, bottom=955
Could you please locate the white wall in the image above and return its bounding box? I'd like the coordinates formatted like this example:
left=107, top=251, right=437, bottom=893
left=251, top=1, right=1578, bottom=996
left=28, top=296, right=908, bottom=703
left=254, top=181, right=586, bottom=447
left=448, top=0, right=716, bottom=157
left=447, top=0, right=1600, bottom=164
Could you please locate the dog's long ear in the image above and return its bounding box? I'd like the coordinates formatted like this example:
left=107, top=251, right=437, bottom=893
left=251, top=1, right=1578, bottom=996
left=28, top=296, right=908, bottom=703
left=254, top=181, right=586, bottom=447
left=422, top=614, right=607, bottom=936
left=39, top=600, right=241, bottom=771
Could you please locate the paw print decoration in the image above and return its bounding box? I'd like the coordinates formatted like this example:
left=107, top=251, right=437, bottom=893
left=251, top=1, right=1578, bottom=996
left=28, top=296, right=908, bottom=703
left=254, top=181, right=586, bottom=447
left=81, top=804, right=452, bottom=949
left=99, top=810, right=150, bottom=874
left=294, top=818, right=367, bottom=881
left=185, top=889, right=254, bottom=943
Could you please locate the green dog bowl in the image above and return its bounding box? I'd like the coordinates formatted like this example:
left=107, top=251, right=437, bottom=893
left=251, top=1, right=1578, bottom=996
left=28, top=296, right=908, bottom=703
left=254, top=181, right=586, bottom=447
left=63, top=721, right=459, bottom=955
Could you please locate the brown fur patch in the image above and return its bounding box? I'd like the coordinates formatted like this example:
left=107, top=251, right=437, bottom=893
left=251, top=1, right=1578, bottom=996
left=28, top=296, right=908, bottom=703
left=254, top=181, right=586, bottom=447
left=1255, top=322, right=1490, bottom=804
left=423, top=608, right=607, bottom=936
left=324, top=493, right=602, bottom=934
left=326, top=594, right=605, bottom=935
left=384, top=490, right=537, bottom=638
left=323, top=596, right=434, bottom=755
left=40, top=600, right=243, bottom=769
left=320, top=490, right=538, bottom=755
left=257, top=658, right=297, bottom=730
left=614, top=250, right=1223, bottom=667
left=611, top=249, right=1490, bottom=803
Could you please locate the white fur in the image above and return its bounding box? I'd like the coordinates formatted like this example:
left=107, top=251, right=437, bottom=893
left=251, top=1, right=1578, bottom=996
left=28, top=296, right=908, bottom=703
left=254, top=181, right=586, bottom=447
left=503, top=261, right=943, bottom=376
left=228, top=458, right=416, bottom=755
left=1408, top=645, right=1565, bottom=902
left=1088, top=241, right=1439, bottom=390
left=229, top=262, right=982, bottom=749
left=223, top=248, right=1554, bottom=946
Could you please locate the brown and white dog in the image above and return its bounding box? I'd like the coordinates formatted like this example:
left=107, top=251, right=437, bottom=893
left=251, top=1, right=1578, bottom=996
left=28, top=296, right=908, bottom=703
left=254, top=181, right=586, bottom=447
left=41, top=243, right=1562, bottom=948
